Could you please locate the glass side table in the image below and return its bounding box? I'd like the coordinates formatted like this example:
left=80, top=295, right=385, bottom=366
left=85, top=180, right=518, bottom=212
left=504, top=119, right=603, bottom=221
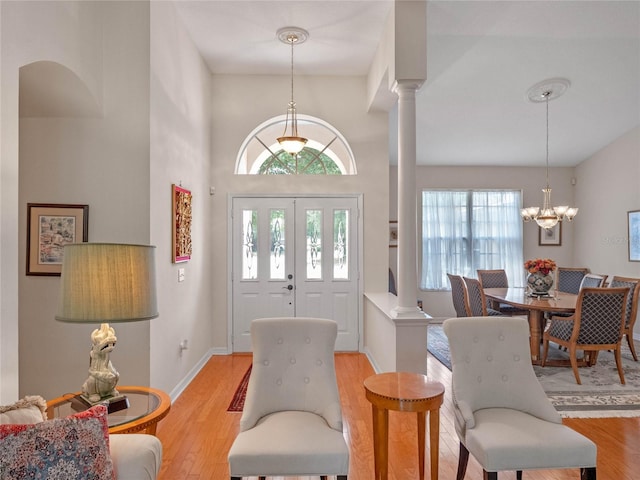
left=47, top=385, right=171, bottom=435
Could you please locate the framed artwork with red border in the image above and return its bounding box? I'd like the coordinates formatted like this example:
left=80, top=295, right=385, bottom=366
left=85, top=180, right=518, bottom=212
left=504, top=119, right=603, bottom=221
left=172, top=184, right=192, bottom=263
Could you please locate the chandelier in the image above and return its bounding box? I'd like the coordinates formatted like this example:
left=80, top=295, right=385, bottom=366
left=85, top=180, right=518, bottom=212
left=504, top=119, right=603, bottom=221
left=276, top=27, right=308, bottom=156
left=521, top=78, right=578, bottom=229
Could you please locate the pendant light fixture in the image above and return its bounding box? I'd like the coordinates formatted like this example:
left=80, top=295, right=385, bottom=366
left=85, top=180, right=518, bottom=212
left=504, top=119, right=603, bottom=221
left=276, top=27, right=308, bottom=156
left=521, top=78, right=578, bottom=229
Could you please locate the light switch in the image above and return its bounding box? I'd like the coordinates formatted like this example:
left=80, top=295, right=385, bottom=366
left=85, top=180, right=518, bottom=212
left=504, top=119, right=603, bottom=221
left=178, top=268, right=185, bottom=282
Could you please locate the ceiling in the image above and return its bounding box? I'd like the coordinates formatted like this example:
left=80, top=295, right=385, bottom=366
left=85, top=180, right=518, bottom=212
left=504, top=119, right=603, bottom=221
left=174, top=0, right=640, bottom=167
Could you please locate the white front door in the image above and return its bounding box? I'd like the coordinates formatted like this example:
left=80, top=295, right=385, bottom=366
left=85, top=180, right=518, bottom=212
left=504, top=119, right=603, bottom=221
left=231, top=196, right=360, bottom=352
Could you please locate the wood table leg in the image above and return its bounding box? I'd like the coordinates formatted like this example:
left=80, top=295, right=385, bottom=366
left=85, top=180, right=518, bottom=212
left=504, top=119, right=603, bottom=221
left=371, top=404, right=389, bottom=480
left=417, top=411, right=426, bottom=480
left=429, top=407, right=440, bottom=480
left=528, top=310, right=543, bottom=365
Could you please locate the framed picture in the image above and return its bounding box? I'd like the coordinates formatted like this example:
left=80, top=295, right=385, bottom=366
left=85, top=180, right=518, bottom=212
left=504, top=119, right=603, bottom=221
left=389, top=221, right=398, bottom=248
left=26, top=203, right=89, bottom=276
left=538, top=222, right=562, bottom=246
left=172, top=184, right=192, bottom=263
left=628, top=210, right=640, bottom=262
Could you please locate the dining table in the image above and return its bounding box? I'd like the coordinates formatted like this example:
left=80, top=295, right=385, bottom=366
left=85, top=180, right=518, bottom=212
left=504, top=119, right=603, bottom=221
left=483, top=287, right=579, bottom=365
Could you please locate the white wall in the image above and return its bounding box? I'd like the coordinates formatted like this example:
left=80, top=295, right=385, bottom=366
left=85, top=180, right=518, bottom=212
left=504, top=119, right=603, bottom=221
left=12, top=1, right=152, bottom=401
left=1, top=1, right=111, bottom=402
left=574, top=126, right=640, bottom=338
left=574, top=126, right=640, bottom=275
left=210, top=75, right=389, bottom=348
left=150, top=1, right=214, bottom=395
left=390, top=164, right=578, bottom=318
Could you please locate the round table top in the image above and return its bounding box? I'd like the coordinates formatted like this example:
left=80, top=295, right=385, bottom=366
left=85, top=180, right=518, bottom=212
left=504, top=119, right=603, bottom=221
left=364, top=372, right=444, bottom=411
left=47, top=385, right=171, bottom=434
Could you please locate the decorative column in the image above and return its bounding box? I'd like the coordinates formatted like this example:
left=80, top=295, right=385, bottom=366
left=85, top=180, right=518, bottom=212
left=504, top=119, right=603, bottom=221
left=393, top=80, right=423, bottom=318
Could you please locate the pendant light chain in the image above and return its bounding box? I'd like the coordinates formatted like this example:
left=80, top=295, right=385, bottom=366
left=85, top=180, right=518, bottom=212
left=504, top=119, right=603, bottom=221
left=276, top=27, right=308, bottom=156
left=289, top=34, right=295, bottom=106
left=545, top=91, right=550, bottom=189
left=520, top=77, right=578, bottom=228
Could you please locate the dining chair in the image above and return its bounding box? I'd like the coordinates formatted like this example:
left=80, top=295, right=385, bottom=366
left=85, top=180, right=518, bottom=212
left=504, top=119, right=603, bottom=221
left=477, top=269, right=526, bottom=315
left=227, top=317, right=349, bottom=480
left=609, top=276, right=640, bottom=361
left=542, top=287, right=629, bottom=384
left=552, top=274, right=609, bottom=321
left=448, top=273, right=471, bottom=317
left=444, top=316, right=597, bottom=480
left=580, top=273, right=607, bottom=289
left=463, top=277, right=505, bottom=316
left=556, top=267, right=590, bottom=294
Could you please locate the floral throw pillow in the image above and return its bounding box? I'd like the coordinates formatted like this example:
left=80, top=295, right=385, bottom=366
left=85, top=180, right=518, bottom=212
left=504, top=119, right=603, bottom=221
left=0, top=404, right=114, bottom=480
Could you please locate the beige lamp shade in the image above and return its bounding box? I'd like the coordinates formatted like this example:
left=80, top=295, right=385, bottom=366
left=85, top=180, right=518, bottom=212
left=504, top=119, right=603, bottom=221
left=56, top=243, right=158, bottom=323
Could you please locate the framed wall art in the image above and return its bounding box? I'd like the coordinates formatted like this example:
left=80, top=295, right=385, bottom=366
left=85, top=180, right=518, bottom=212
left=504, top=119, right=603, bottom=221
left=628, top=210, right=640, bottom=262
left=172, top=184, right=192, bottom=263
left=26, top=203, right=89, bottom=276
left=538, top=222, right=562, bottom=246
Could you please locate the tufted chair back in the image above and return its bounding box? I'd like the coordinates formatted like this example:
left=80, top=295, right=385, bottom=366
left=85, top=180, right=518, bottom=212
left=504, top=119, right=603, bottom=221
left=443, top=316, right=560, bottom=438
left=444, top=316, right=597, bottom=479
left=240, top=317, right=343, bottom=433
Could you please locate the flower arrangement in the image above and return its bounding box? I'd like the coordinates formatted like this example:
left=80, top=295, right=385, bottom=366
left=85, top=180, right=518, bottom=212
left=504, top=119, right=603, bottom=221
left=524, top=258, right=557, bottom=275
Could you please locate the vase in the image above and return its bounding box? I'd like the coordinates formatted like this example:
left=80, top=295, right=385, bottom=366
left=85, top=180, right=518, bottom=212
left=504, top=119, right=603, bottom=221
left=527, top=272, right=554, bottom=295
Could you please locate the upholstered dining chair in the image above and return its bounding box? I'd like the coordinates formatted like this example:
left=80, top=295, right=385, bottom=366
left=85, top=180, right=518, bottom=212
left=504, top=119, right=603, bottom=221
left=448, top=273, right=471, bottom=317
left=552, top=274, right=609, bottom=321
left=542, top=287, right=629, bottom=384
left=477, top=269, right=526, bottom=315
left=580, top=273, right=607, bottom=289
left=227, top=317, right=349, bottom=480
left=443, top=316, right=597, bottom=480
left=609, top=276, right=640, bottom=361
left=556, top=267, right=590, bottom=294
left=463, top=277, right=505, bottom=316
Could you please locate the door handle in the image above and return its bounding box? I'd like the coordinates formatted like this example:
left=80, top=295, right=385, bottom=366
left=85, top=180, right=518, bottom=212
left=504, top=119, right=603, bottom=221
left=283, top=284, right=293, bottom=290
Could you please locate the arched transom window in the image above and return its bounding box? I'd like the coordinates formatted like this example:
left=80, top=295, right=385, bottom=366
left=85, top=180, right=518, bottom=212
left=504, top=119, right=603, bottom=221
left=235, top=114, right=357, bottom=175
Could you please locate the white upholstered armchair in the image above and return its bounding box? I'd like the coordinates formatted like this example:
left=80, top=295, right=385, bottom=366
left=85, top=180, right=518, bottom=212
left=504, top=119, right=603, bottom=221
left=227, top=317, right=349, bottom=480
left=443, top=316, right=597, bottom=480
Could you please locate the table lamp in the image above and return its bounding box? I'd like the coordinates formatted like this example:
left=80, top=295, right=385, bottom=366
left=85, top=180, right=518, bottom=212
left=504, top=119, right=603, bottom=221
left=55, top=243, right=158, bottom=412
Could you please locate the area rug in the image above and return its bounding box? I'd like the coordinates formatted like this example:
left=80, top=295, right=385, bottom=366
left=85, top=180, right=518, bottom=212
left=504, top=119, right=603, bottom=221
left=427, top=324, right=640, bottom=418
left=227, top=365, right=251, bottom=412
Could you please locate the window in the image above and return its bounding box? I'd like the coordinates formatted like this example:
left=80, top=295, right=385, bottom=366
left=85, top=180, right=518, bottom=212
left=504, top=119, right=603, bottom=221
left=258, top=147, right=342, bottom=175
left=235, top=114, right=356, bottom=175
left=420, top=190, right=524, bottom=290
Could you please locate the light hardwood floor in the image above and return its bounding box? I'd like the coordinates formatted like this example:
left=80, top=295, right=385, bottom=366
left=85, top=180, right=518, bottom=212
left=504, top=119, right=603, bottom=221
left=156, top=352, right=640, bottom=479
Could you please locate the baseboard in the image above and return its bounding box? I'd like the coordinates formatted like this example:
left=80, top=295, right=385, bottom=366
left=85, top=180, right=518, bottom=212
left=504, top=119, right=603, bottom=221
left=169, top=347, right=227, bottom=401
left=362, top=346, right=382, bottom=374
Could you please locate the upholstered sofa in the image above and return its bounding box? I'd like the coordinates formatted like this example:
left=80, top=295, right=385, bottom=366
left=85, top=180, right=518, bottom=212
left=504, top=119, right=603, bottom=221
left=0, top=395, right=162, bottom=480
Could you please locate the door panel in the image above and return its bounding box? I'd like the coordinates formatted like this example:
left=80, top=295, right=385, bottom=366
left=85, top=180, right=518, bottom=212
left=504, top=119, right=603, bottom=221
left=232, top=198, right=295, bottom=351
left=294, top=198, right=359, bottom=351
left=231, top=196, right=359, bottom=352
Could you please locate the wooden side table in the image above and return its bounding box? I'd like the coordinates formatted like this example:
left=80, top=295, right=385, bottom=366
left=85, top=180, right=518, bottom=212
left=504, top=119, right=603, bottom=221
left=364, top=372, right=445, bottom=480
left=47, top=385, right=171, bottom=435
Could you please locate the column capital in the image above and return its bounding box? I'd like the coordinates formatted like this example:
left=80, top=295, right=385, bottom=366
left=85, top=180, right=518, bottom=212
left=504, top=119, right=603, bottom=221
left=392, top=79, right=424, bottom=95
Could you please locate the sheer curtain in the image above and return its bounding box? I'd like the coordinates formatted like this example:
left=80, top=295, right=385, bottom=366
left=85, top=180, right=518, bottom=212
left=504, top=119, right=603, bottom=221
left=421, top=190, right=524, bottom=290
